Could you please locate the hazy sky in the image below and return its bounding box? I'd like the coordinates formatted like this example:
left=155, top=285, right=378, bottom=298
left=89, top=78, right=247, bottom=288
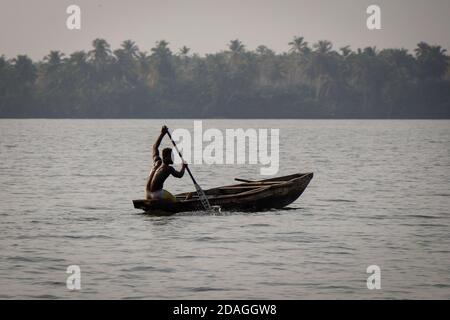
left=1, top=0, right=449, bottom=59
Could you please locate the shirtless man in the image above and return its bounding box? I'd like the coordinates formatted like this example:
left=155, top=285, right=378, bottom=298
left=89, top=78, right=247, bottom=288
left=146, top=126, right=187, bottom=201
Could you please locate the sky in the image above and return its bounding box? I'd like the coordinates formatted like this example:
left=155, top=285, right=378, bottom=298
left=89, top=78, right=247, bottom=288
left=0, top=0, right=449, bottom=60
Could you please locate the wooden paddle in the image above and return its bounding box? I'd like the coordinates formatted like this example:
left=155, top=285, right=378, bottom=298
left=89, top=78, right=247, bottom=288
left=166, top=128, right=215, bottom=211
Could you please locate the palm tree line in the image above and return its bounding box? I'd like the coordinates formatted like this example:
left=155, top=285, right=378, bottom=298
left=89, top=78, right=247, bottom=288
left=0, top=37, right=449, bottom=118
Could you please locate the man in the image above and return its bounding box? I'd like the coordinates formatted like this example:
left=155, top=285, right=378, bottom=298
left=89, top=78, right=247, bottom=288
left=146, top=125, right=187, bottom=201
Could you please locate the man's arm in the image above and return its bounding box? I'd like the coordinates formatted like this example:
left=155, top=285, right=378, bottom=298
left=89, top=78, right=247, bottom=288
left=170, top=162, right=187, bottom=178
left=152, top=125, right=168, bottom=161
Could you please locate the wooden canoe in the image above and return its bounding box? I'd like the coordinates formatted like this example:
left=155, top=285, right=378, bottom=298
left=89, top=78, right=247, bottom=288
left=132, top=172, right=313, bottom=215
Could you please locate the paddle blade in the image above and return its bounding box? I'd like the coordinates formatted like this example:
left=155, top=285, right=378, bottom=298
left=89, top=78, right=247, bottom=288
left=194, top=183, right=212, bottom=211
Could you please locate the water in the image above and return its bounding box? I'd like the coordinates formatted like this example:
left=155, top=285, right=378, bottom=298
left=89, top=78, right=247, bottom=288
left=0, top=119, right=449, bottom=299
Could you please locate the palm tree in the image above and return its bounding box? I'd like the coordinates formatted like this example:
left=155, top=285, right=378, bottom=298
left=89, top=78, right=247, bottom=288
left=43, top=51, right=65, bottom=66
left=288, top=36, right=309, bottom=55
left=89, top=38, right=112, bottom=64
left=40, top=51, right=66, bottom=91
left=151, top=40, right=172, bottom=57
left=68, top=51, right=90, bottom=81
left=339, top=46, right=352, bottom=58
left=137, top=52, right=151, bottom=77
left=113, top=41, right=140, bottom=84
left=0, top=55, right=7, bottom=68
left=42, top=51, right=66, bottom=83
left=256, top=45, right=275, bottom=56
left=378, top=48, right=416, bottom=116
left=313, top=40, right=333, bottom=55
left=228, top=39, right=245, bottom=54
left=150, top=40, right=175, bottom=89
left=284, top=37, right=310, bottom=85
left=415, top=42, right=430, bottom=57
left=10, top=55, right=36, bottom=115
left=0, top=55, right=10, bottom=83
left=88, top=39, right=113, bottom=85
left=69, top=51, right=88, bottom=67
left=363, top=46, right=377, bottom=57
left=380, top=48, right=414, bottom=70
left=254, top=46, right=278, bottom=86
left=12, top=55, right=36, bottom=84
left=121, top=40, right=139, bottom=59
left=415, top=42, right=449, bottom=79
left=349, top=47, right=390, bottom=116
left=178, top=46, right=190, bottom=57
left=307, top=41, right=337, bottom=79
left=0, top=56, right=12, bottom=113
left=297, top=40, right=341, bottom=112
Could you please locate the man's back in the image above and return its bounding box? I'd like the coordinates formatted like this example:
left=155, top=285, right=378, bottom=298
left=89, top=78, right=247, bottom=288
left=149, top=164, right=173, bottom=192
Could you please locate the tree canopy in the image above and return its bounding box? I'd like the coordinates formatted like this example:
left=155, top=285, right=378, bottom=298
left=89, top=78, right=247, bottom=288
left=0, top=37, right=449, bottom=118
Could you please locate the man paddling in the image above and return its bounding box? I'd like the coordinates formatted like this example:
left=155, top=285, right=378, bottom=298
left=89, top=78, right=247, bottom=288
left=146, top=126, right=187, bottom=201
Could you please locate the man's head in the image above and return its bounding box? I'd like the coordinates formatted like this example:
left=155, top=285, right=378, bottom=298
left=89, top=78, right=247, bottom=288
left=162, top=147, right=173, bottom=165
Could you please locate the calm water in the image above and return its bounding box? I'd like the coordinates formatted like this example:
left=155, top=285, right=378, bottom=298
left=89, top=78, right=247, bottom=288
left=0, top=119, right=449, bottom=299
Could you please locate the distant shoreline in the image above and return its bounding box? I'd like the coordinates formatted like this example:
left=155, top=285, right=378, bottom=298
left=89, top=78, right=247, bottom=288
left=2, top=38, right=449, bottom=120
